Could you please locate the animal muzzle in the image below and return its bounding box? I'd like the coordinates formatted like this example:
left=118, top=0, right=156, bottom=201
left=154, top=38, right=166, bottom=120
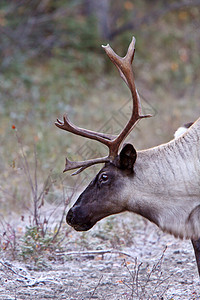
left=66, top=207, right=94, bottom=231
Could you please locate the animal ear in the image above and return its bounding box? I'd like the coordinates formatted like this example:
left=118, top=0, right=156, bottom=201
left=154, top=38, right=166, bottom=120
left=119, top=144, right=137, bottom=171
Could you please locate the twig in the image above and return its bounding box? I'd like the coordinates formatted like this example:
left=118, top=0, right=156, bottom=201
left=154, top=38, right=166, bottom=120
left=51, top=181, right=73, bottom=243
left=89, top=275, right=103, bottom=300
left=123, top=258, right=137, bottom=298
left=121, top=279, right=132, bottom=291
left=121, top=248, right=169, bottom=299
left=0, top=260, right=59, bottom=286
left=135, top=262, right=143, bottom=297
left=0, top=25, right=25, bottom=50
left=14, top=131, right=40, bottom=226
left=56, top=249, right=136, bottom=259
left=0, top=260, right=29, bottom=282
left=141, top=246, right=167, bottom=295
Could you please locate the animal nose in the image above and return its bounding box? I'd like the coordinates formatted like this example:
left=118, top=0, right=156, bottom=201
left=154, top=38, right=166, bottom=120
left=66, top=208, right=74, bottom=225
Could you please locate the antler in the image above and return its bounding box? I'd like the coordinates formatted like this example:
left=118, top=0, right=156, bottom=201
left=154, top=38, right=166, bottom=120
left=55, top=36, right=151, bottom=175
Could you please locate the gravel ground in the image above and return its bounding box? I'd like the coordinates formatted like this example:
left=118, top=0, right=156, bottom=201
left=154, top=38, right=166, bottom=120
left=0, top=215, right=200, bottom=300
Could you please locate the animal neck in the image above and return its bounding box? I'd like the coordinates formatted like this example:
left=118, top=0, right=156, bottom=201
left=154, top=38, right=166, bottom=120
left=126, top=117, right=200, bottom=239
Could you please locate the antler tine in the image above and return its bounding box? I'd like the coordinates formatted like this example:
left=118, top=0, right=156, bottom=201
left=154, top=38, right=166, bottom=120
left=56, top=37, right=151, bottom=175
left=64, top=156, right=110, bottom=176
left=55, top=114, right=116, bottom=143
left=102, top=36, right=151, bottom=158
left=102, top=36, right=136, bottom=87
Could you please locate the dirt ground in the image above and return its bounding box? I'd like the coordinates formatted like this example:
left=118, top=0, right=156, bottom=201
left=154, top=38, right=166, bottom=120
left=0, top=216, right=200, bottom=300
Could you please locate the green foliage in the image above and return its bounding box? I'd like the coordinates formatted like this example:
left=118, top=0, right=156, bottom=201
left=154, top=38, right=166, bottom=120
left=19, top=225, right=61, bottom=269
left=0, top=0, right=101, bottom=76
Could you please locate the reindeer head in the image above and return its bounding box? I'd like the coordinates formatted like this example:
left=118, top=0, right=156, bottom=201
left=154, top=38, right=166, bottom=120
left=55, top=37, right=150, bottom=231
left=66, top=144, right=137, bottom=231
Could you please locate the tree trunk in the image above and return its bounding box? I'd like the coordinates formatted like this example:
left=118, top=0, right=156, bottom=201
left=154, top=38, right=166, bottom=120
left=84, top=0, right=110, bottom=40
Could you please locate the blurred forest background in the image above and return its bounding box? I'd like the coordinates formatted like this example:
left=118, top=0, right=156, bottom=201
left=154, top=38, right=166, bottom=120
left=0, top=0, right=200, bottom=265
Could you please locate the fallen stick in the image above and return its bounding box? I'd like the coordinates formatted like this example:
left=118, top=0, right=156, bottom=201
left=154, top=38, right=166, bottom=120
left=56, top=249, right=136, bottom=259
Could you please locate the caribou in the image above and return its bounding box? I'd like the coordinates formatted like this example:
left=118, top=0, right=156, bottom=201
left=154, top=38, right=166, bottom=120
left=55, top=37, right=200, bottom=275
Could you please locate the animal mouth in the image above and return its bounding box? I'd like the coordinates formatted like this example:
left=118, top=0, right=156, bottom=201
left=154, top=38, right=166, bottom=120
left=71, top=223, right=94, bottom=231
left=66, top=210, right=95, bottom=231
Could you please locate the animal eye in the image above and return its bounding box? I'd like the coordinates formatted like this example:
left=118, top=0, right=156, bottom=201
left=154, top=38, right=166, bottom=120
left=99, top=173, right=108, bottom=182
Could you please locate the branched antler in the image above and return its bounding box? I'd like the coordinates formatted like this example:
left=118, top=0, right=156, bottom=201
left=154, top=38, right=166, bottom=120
left=55, top=37, right=151, bottom=175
